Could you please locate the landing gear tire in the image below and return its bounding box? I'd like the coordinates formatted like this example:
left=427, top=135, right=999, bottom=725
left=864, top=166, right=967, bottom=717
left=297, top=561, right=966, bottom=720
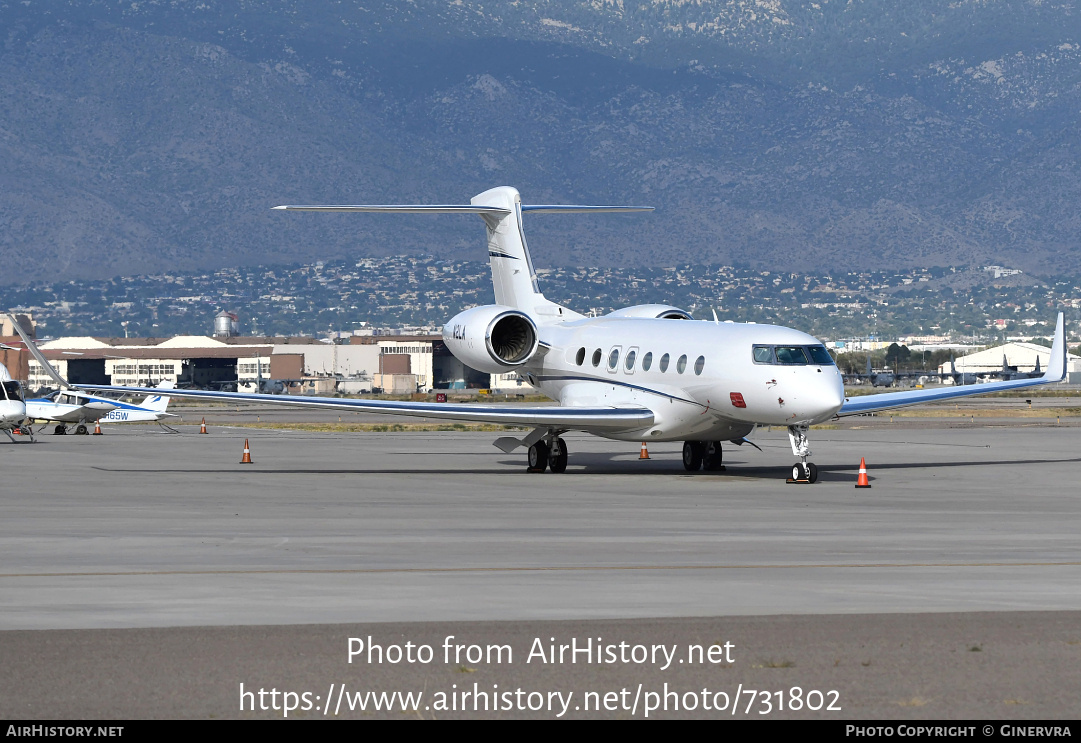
left=704, top=441, right=726, bottom=471
left=790, top=463, right=819, bottom=483
left=75, top=424, right=89, bottom=435
left=527, top=441, right=550, bottom=472
left=53, top=424, right=67, bottom=435
left=549, top=437, right=568, bottom=473
left=682, top=441, right=705, bottom=471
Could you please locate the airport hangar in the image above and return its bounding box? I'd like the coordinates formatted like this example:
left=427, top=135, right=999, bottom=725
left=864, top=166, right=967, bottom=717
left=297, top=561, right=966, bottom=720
left=22, top=333, right=525, bottom=394
left=939, top=340, right=1081, bottom=381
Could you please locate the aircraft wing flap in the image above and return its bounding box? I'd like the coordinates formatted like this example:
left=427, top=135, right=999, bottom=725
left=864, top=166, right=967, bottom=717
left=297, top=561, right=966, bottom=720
left=72, top=385, right=655, bottom=431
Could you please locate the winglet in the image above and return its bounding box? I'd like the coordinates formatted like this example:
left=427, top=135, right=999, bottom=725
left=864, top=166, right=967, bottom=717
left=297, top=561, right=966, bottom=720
left=1044, top=312, right=1067, bottom=382
left=5, top=313, right=69, bottom=389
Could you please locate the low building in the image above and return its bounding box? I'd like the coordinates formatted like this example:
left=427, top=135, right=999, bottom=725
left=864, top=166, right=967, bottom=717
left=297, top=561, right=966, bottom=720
left=25, top=331, right=495, bottom=395
left=938, top=342, right=1081, bottom=382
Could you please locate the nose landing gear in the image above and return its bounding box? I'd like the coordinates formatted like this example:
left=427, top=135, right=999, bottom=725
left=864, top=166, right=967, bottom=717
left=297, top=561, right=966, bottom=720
left=786, top=425, right=818, bottom=483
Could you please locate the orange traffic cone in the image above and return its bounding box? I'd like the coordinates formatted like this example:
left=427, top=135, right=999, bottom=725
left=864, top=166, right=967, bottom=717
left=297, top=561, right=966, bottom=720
left=855, top=457, right=871, bottom=489
left=92, top=420, right=102, bottom=435
left=240, top=439, right=253, bottom=464
left=639, top=442, right=650, bottom=460
left=199, top=417, right=208, bottom=434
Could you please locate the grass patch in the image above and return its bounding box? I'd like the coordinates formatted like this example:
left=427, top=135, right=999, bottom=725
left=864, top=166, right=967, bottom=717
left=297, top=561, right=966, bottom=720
left=888, top=407, right=1081, bottom=418
left=896, top=697, right=930, bottom=707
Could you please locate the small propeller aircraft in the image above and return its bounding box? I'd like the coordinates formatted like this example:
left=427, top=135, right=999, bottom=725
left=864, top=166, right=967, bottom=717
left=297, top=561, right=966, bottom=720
left=6, top=316, right=177, bottom=436
left=73, top=186, right=1068, bottom=480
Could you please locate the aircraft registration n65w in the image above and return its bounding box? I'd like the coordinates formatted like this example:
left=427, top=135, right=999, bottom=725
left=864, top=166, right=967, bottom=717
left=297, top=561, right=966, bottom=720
left=77, top=186, right=1067, bottom=481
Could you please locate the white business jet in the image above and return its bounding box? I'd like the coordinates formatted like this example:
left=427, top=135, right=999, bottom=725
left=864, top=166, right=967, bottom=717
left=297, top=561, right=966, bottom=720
left=6, top=316, right=177, bottom=435
left=76, top=187, right=1067, bottom=480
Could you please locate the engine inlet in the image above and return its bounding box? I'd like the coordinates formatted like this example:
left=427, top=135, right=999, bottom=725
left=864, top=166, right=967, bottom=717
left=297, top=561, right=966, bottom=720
left=487, top=314, right=537, bottom=365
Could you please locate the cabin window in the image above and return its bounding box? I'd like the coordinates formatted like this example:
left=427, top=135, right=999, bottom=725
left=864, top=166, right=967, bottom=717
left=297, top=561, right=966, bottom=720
left=676, top=354, right=688, bottom=374
left=575, top=347, right=586, bottom=366
left=659, top=353, right=670, bottom=372
left=694, top=356, right=705, bottom=375
left=641, top=352, right=653, bottom=371
left=752, top=346, right=774, bottom=364
left=2, top=382, right=20, bottom=402
left=608, top=348, right=620, bottom=370
left=775, top=347, right=810, bottom=365
left=625, top=349, right=637, bottom=371
left=591, top=349, right=602, bottom=367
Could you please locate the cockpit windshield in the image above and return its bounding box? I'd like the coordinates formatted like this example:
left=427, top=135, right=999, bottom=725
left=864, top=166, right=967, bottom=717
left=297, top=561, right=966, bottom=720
left=752, top=344, right=835, bottom=366
left=775, top=346, right=809, bottom=365
left=2, top=381, right=23, bottom=402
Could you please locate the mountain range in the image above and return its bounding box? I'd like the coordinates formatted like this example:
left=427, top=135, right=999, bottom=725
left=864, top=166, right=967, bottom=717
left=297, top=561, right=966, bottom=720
left=1, top=1, right=1079, bottom=284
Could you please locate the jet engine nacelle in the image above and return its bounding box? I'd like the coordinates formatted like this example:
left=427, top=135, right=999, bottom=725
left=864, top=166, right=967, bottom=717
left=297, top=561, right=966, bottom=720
left=606, top=304, right=693, bottom=320
left=443, top=305, right=539, bottom=374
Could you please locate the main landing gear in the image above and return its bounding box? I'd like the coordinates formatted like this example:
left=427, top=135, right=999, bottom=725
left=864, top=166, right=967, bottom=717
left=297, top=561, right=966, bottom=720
left=526, top=435, right=568, bottom=473
left=786, top=425, right=818, bottom=484
left=682, top=441, right=726, bottom=472
left=52, top=424, right=90, bottom=435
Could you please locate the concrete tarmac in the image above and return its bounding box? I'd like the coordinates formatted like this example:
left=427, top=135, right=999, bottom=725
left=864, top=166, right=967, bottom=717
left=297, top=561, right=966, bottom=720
left=2, top=418, right=1080, bottom=718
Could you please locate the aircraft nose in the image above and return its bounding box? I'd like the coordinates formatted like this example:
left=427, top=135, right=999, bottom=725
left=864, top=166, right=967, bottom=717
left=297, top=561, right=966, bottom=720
left=0, top=401, right=25, bottom=424
left=816, top=370, right=845, bottom=417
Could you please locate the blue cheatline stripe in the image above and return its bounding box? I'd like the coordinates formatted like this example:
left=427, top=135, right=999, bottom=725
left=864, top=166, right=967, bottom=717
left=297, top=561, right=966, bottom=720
left=534, top=374, right=702, bottom=407
left=27, top=397, right=155, bottom=412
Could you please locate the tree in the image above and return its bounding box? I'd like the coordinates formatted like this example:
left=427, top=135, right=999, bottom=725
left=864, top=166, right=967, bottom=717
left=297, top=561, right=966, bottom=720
left=885, top=343, right=911, bottom=367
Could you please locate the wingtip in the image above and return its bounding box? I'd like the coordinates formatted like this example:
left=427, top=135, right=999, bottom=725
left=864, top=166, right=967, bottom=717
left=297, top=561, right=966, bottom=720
left=1043, top=311, right=1067, bottom=383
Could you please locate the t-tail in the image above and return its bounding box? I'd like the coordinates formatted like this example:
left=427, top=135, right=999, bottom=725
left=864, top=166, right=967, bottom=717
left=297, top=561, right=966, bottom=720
left=273, top=186, right=651, bottom=314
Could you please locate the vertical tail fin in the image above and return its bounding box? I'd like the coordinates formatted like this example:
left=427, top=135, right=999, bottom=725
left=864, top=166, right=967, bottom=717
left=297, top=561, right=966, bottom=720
left=141, top=380, right=174, bottom=412
left=471, top=187, right=542, bottom=312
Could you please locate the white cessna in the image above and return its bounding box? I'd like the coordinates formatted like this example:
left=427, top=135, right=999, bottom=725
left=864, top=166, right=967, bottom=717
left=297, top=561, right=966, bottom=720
left=77, top=187, right=1066, bottom=481
left=7, top=316, right=177, bottom=436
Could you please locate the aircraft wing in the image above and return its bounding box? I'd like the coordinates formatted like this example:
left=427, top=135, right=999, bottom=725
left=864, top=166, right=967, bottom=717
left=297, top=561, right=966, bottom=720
left=71, top=385, right=655, bottom=431
left=838, top=313, right=1067, bottom=416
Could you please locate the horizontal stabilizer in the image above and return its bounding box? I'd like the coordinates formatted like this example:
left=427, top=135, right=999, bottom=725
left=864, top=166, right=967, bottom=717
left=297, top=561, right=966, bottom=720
left=273, top=205, right=511, bottom=215
left=273, top=204, right=653, bottom=214
left=521, top=205, right=654, bottom=213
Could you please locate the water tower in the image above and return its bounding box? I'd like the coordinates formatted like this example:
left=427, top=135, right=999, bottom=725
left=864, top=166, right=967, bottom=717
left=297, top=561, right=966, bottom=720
left=213, top=311, right=239, bottom=338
